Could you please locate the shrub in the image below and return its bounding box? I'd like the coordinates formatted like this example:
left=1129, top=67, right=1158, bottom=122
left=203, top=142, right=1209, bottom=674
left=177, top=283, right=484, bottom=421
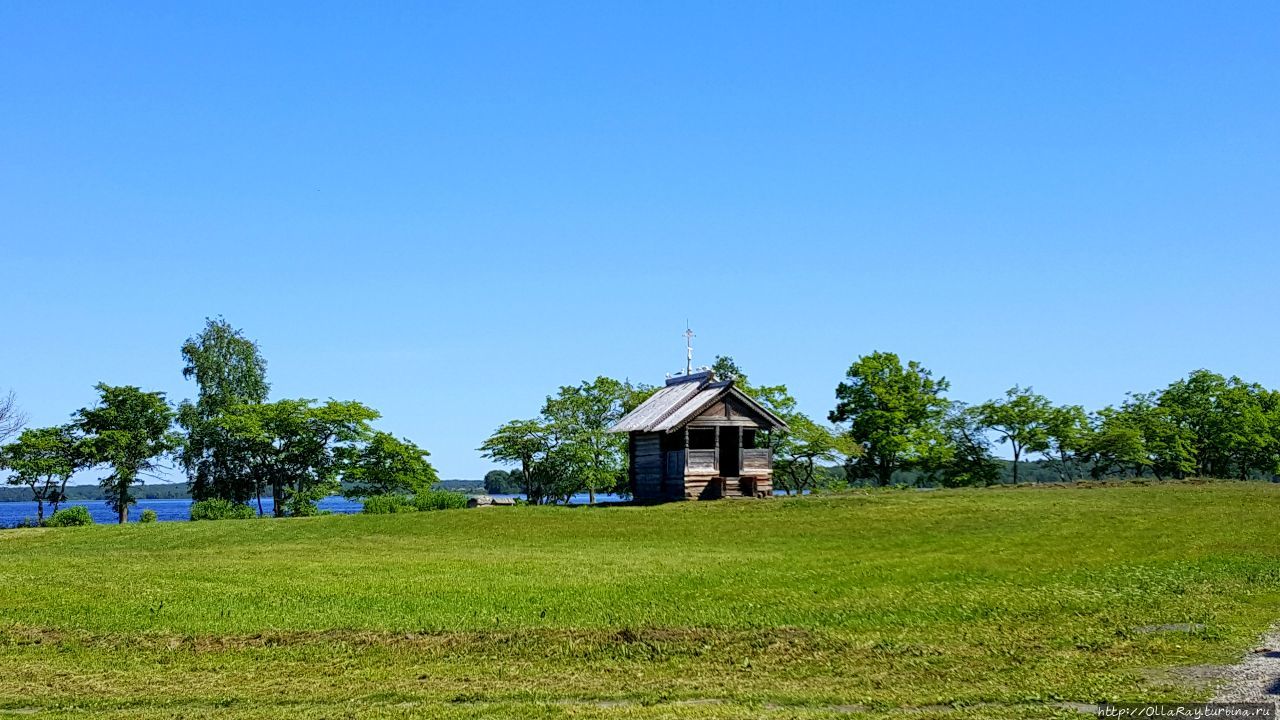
left=139, top=509, right=158, bottom=524
left=414, top=489, right=468, bottom=512
left=46, top=506, right=94, bottom=527
left=190, top=498, right=255, bottom=521
left=362, top=494, right=417, bottom=514
left=286, top=497, right=325, bottom=517
left=360, top=491, right=467, bottom=514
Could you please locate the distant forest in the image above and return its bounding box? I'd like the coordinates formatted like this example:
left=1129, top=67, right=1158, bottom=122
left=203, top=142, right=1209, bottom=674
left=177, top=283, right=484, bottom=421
left=0, top=483, right=192, bottom=503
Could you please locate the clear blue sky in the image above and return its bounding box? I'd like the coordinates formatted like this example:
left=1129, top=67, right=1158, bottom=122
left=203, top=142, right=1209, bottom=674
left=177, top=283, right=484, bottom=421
left=2, top=2, right=1277, bottom=479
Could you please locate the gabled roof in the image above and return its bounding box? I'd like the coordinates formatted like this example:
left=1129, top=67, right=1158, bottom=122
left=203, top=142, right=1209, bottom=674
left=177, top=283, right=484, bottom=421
left=610, top=372, right=789, bottom=433
left=608, top=377, right=706, bottom=433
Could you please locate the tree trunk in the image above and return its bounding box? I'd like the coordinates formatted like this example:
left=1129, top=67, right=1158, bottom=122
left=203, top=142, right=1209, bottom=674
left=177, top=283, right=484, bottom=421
left=521, top=458, right=533, bottom=503
left=588, top=487, right=595, bottom=504
left=118, top=498, right=128, bottom=524
left=36, top=499, right=44, bottom=524
left=1011, top=445, right=1021, bottom=484
left=53, top=477, right=69, bottom=516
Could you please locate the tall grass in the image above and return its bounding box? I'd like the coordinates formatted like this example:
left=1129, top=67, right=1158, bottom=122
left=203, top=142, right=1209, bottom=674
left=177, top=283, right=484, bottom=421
left=413, top=489, right=469, bottom=511
left=360, top=494, right=417, bottom=514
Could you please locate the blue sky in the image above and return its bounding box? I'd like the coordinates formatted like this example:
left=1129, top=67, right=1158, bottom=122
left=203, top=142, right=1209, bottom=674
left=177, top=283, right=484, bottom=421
left=2, top=1, right=1278, bottom=479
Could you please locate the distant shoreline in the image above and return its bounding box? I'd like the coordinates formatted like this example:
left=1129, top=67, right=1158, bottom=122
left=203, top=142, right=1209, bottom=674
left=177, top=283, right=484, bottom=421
left=0, top=479, right=486, bottom=503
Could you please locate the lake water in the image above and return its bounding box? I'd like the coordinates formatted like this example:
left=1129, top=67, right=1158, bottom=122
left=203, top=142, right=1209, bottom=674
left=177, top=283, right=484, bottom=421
left=0, top=493, right=625, bottom=527
left=0, top=497, right=364, bottom=527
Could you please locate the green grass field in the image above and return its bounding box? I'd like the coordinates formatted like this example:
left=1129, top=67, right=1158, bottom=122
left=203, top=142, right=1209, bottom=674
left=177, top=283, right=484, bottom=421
left=2, top=483, right=1278, bottom=719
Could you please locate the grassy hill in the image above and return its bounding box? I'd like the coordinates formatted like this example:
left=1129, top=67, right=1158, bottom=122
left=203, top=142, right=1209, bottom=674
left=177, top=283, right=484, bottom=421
left=1, top=482, right=1278, bottom=718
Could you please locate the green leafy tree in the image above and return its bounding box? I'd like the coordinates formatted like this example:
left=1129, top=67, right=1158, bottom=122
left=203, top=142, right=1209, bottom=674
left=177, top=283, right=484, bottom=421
left=76, top=383, right=179, bottom=524
left=772, top=415, right=856, bottom=495
left=218, top=399, right=379, bottom=516
left=976, top=386, right=1052, bottom=484
left=1124, top=393, right=1192, bottom=479
left=530, top=442, right=588, bottom=505
left=344, top=431, right=439, bottom=498
left=1086, top=393, right=1195, bottom=480
left=0, top=425, right=87, bottom=523
left=542, top=376, right=635, bottom=503
left=481, top=377, right=654, bottom=505
left=177, top=318, right=270, bottom=503
left=483, top=469, right=521, bottom=494
left=710, top=355, right=746, bottom=383
left=920, top=403, right=1001, bottom=488
left=1157, top=370, right=1230, bottom=477
left=1042, top=404, right=1091, bottom=481
left=829, top=352, right=951, bottom=486
left=1247, top=388, right=1280, bottom=479
left=478, top=419, right=556, bottom=503
left=1085, top=406, right=1149, bottom=478
left=1149, top=370, right=1280, bottom=479
left=1128, top=371, right=1280, bottom=480
left=713, top=356, right=832, bottom=487
left=621, top=380, right=659, bottom=414
left=1214, top=379, right=1280, bottom=480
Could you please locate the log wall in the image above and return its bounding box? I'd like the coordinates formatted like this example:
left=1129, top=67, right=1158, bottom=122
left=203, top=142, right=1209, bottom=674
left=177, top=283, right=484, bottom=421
left=632, top=432, right=663, bottom=500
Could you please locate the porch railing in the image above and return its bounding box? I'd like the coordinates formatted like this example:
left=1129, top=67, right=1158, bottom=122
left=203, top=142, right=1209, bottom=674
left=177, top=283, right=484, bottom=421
left=742, top=448, right=771, bottom=471
left=682, top=448, right=771, bottom=474
left=686, top=449, right=717, bottom=472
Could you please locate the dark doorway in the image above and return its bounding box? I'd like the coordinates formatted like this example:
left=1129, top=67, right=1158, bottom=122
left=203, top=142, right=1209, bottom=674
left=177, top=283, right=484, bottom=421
left=719, top=426, right=740, bottom=477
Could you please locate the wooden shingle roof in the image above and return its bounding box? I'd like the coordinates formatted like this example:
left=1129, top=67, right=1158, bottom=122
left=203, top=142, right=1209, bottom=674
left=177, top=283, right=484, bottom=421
left=610, top=372, right=789, bottom=433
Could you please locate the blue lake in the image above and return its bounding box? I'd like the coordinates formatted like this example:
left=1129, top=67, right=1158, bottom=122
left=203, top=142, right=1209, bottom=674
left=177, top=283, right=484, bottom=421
left=0, top=493, right=626, bottom=527
left=0, top=497, right=363, bottom=527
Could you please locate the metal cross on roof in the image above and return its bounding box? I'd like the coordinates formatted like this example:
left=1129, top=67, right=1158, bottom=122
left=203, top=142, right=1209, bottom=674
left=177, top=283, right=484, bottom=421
left=684, top=325, right=695, bottom=375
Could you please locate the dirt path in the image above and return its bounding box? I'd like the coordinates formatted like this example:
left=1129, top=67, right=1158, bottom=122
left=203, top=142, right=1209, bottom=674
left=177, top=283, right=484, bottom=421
left=1213, top=627, right=1280, bottom=704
